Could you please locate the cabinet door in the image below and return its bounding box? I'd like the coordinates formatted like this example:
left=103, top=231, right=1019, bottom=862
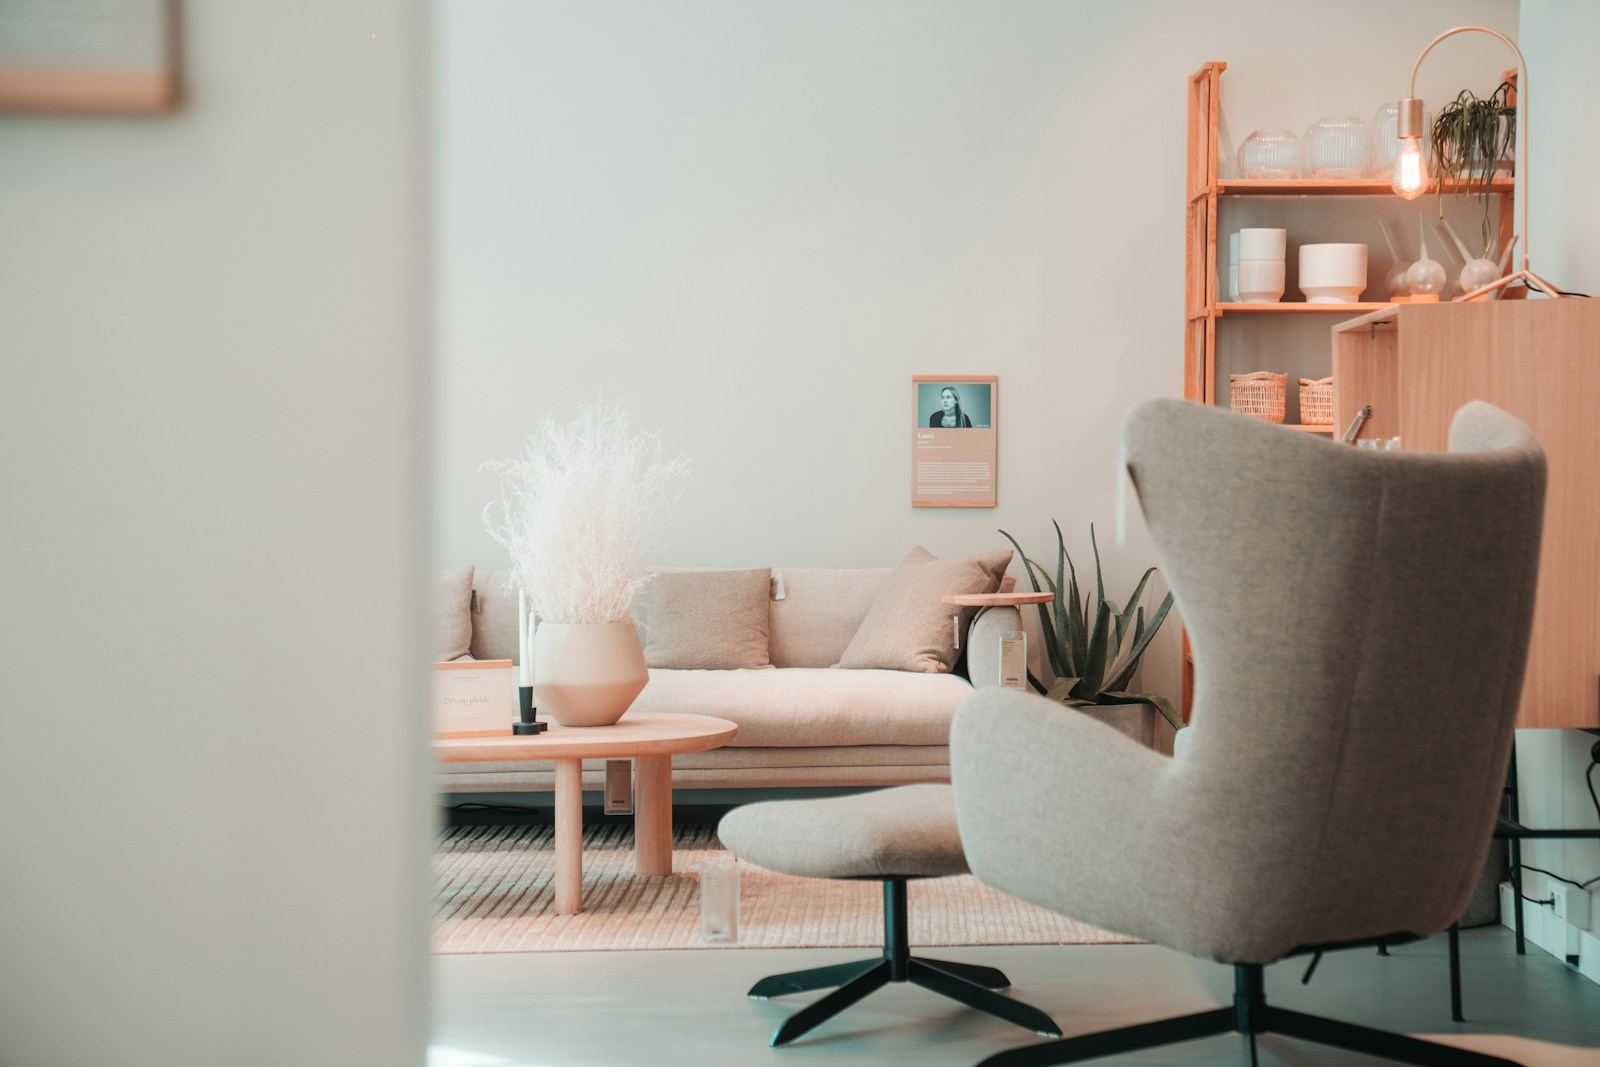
left=1337, top=301, right=1600, bottom=729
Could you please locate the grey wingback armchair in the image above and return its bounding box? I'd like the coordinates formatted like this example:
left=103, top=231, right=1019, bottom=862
left=951, top=398, right=1545, bottom=1067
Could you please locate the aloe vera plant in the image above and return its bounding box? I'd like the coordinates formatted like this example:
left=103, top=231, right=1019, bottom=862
left=998, top=521, right=1181, bottom=730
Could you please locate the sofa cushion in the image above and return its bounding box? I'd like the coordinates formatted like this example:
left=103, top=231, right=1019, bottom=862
left=434, top=566, right=476, bottom=661
left=636, top=568, right=772, bottom=669
left=836, top=547, right=1012, bottom=673
left=629, top=667, right=972, bottom=747
left=469, top=569, right=521, bottom=662
left=768, top=567, right=890, bottom=668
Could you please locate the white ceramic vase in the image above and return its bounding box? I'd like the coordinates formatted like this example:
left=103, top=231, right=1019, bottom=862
left=532, top=621, right=649, bottom=727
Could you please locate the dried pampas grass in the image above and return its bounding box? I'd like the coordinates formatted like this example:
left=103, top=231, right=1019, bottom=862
left=483, top=401, right=691, bottom=624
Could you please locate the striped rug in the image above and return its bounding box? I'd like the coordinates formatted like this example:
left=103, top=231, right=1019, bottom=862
left=433, top=824, right=1133, bottom=954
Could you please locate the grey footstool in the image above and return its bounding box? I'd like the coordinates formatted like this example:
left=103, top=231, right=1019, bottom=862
left=717, top=783, right=1062, bottom=1047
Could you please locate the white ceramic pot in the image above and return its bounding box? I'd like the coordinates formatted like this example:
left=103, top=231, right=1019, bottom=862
left=1238, top=227, right=1287, bottom=261
left=1237, top=259, right=1285, bottom=303
left=1298, top=242, right=1368, bottom=303
left=532, top=621, right=649, bottom=727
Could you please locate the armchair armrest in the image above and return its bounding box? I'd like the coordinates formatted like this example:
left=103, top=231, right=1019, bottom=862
left=951, top=689, right=1173, bottom=910
left=951, top=688, right=1279, bottom=962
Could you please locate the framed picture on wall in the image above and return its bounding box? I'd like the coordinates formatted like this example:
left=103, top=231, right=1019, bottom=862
left=0, top=0, right=179, bottom=115
left=912, top=375, right=997, bottom=507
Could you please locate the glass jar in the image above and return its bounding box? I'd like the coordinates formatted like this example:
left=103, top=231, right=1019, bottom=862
left=1304, top=117, right=1369, bottom=179
left=1370, top=102, right=1431, bottom=179
left=1238, top=129, right=1299, bottom=179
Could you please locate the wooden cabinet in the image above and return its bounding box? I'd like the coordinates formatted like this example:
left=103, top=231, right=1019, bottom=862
left=1331, top=300, right=1600, bottom=729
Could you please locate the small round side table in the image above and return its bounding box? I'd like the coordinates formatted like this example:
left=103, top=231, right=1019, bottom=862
left=940, top=591, right=1052, bottom=683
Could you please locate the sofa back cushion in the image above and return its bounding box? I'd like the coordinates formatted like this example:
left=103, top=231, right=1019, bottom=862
left=469, top=569, right=521, bottom=663
left=836, top=546, right=1013, bottom=673
left=767, top=568, right=890, bottom=668
left=435, top=566, right=476, bottom=661
left=636, top=568, right=771, bottom=669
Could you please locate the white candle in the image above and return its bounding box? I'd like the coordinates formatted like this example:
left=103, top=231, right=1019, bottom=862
left=527, top=609, right=537, bottom=688
left=518, top=589, right=529, bottom=687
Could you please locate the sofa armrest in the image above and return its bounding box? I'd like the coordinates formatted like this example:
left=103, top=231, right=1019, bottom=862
left=965, top=606, right=1021, bottom=689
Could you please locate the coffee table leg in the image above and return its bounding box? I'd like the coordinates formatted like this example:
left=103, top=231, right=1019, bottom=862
left=554, top=758, right=583, bottom=915
left=634, top=755, right=673, bottom=876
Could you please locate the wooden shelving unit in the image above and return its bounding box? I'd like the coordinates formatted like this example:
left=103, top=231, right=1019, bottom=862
left=1184, top=61, right=1514, bottom=411
left=1180, top=61, right=1517, bottom=721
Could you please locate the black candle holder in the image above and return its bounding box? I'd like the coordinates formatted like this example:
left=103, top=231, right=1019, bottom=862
left=513, top=685, right=548, bottom=735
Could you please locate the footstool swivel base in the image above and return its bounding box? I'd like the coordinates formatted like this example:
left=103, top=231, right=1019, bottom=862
left=749, top=877, right=1062, bottom=1047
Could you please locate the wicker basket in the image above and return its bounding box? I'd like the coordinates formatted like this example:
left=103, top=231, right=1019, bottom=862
left=1299, top=376, right=1334, bottom=425
left=1229, top=371, right=1287, bottom=423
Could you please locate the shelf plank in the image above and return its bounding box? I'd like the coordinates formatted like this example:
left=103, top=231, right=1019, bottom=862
left=1217, top=302, right=1396, bottom=315
left=1218, top=177, right=1515, bottom=196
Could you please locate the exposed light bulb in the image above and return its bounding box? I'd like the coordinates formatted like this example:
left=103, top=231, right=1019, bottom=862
left=1392, top=138, right=1428, bottom=199
left=1391, top=98, right=1429, bottom=200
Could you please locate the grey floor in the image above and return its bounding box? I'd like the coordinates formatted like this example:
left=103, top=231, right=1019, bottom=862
left=431, top=927, right=1600, bottom=1066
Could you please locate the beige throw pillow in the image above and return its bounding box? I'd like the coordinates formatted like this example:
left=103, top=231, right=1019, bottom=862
left=836, top=547, right=1012, bottom=673
left=434, top=566, right=476, bottom=661
left=636, top=568, right=772, bottom=670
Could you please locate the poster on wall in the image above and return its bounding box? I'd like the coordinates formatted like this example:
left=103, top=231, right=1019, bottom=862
left=0, top=0, right=179, bottom=115
left=911, top=375, right=997, bottom=508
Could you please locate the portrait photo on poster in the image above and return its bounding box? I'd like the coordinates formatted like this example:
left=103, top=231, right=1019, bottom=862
left=917, top=381, right=992, bottom=428
left=911, top=375, right=997, bottom=508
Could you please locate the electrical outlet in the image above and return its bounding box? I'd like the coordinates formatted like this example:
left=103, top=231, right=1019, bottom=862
left=1552, top=885, right=1591, bottom=931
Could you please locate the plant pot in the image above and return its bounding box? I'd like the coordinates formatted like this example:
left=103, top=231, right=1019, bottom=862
left=1076, top=702, right=1158, bottom=749
left=532, top=621, right=649, bottom=727
left=1466, top=154, right=1513, bottom=179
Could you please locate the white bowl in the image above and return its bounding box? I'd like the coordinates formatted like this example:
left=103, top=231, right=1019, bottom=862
left=1239, top=228, right=1287, bottom=261
left=1228, top=232, right=1241, bottom=265
left=1237, top=259, right=1285, bottom=303
left=1298, top=243, right=1368, bottom=303
left=1227, top=264, right=1240, bottom=302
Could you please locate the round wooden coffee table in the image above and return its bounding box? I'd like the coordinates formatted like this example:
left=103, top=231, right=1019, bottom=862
left=435, top=711, right=737, bottom=915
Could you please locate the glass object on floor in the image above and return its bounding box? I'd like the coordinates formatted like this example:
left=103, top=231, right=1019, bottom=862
left=700, top=857, right=740, bottom=943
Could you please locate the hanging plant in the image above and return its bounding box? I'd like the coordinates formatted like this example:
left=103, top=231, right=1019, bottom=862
left=1430, top=81, right=1516, bottom=258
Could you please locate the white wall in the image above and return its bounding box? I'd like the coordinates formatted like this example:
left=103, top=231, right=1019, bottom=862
left=436, top=0, right=1515, bottom=700
left=0, top=4, right=432, bottom=1064
left=1513, top=0, right=1600, bottom=985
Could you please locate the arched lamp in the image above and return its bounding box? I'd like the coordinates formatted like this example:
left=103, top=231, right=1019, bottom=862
left=1393, top=25, right=1564, bottom=300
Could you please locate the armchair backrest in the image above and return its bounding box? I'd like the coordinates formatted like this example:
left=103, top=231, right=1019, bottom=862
left=1126, top=399, right=1545, bottom=948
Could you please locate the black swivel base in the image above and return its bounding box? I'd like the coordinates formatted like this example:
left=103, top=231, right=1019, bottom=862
left=975, top=963, right=1520, bottom=1067
left=747, top=877, right=1062, bottom=1048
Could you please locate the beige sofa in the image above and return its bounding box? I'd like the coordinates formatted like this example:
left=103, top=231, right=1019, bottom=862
left=435, top=564, right=1020, bottom=796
